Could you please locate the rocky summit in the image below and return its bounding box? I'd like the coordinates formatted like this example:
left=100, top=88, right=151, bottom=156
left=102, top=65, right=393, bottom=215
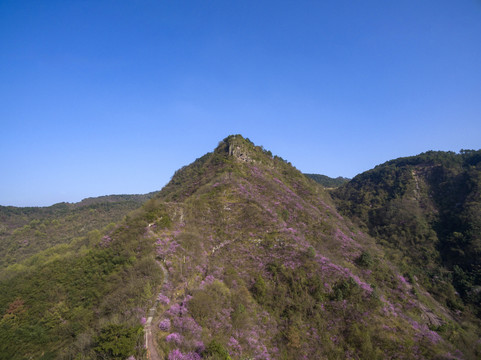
left=1, top=135, right=480, bottom=360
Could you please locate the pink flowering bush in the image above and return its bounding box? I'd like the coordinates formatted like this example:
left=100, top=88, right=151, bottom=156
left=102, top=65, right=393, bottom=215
left=167, top=302, right=188, bottom=317
left=156, top=237, right=180, bottom=258
left=194, top=340, right=205, bottom=353
left=158, top=293, right=170, bottom=305
left=228, top=336, right=242, bottom=357
left=99, top=235, right=113, bottom=248
left=166, top=332, right=183, bottom=344
left=168, top=349, right=201, bottom=360
left=159, top=318, right=171, bottom=331
left=172, top=316, right=202, bottom=336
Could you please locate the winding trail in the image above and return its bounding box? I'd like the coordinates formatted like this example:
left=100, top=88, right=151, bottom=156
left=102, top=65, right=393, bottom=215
left=144, top=222, right=170, bottom=360
left=144, top=261, right=168, bottom=360
left=145, top=306, right=160, bottom=360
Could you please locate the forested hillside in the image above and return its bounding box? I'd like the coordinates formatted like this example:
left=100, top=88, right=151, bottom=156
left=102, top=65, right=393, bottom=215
left=333, top=150, right=481, bottom=320
left=0, top=193, right=156, bottom=269
left=1, top=138, right=480, bottom=360
left=0, top=194, right=164, bottom=359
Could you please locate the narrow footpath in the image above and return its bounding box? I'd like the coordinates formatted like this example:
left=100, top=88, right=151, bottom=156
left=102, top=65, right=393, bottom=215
left=144, top=223, right=170, bottom=360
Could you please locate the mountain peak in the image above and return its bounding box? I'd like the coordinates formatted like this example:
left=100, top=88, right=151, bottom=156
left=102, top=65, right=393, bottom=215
left=160, top=135, right=297, bottom=202
left=3, top=143, right=481, bottom=359
left=215, top=134, right=258, bottom=163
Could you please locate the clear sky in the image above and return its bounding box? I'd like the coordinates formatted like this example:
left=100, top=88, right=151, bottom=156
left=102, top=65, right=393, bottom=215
left=1, top=0, right=480, bottom=206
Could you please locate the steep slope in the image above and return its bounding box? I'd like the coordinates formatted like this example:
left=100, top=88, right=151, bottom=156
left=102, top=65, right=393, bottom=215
left=1, top=138, right=479, bottom=359
left=333, top=151, right=481, bottom=310
left=143, top=136, right=476, bottom=359
left=0, top=194, right=163, bottom=360
left=0, top=193, right=157, bottom=269
left=333, top=151, right=481, bottom=347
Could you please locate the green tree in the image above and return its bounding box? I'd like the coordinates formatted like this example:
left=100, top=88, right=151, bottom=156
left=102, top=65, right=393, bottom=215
left=94, top=324, right=143, bottom=360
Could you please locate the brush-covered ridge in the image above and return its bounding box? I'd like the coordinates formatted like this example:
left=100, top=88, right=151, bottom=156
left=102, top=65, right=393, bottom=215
left=0, top=136, right=478, bottom=359
left=144, top=136, right=470, bottom=359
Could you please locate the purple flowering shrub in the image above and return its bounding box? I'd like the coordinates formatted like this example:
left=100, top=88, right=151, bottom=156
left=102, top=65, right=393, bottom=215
left=155, top=237, right=180, bottom=259
left=158, top=293, right=170, bottom=305
left=166, top=332, right=183, bottom=344
left=168, top=349, right=201, bottom=360
left=159, top=318, right=171, bottom=331
left=99, top=235, right=113, bottom=248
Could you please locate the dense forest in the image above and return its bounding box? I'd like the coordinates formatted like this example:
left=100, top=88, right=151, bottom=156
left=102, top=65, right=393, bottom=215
left=333, top=150, right=481, bottom=318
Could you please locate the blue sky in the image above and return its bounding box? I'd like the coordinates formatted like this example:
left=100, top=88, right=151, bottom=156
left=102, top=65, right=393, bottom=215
left=1, top=0, right=480, bottom=206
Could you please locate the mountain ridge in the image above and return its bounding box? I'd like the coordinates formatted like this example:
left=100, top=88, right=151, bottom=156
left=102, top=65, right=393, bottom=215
left=0, top=136, right=480, bottom=359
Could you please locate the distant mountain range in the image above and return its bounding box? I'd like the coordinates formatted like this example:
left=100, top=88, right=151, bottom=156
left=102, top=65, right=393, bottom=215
left=304, top=173, right=350, bottom=188
left=0, top=193, right=157, bottom=269
left=1, top=136, right=479, bottom=360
